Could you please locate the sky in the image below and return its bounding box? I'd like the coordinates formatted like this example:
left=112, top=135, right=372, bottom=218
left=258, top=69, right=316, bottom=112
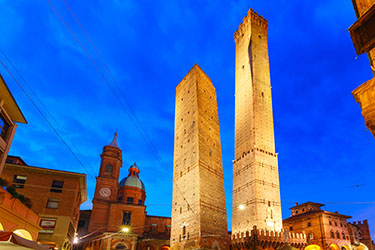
left=0, top=0, right=374, bottom=237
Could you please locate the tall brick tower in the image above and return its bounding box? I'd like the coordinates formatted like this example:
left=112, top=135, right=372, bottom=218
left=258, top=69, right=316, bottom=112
left=232, top=9, right=282, bottom=234
left=89, top=132, right=123, bottom=232
left=171, top=64, right=228, bottom=250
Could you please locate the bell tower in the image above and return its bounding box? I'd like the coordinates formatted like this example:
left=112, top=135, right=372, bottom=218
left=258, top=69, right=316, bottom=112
left=89, top=132, right=123, bottom=232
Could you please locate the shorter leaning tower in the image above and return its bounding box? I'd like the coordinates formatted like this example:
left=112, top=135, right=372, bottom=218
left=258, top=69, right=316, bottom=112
left=171, top=64, right=229, bottom=250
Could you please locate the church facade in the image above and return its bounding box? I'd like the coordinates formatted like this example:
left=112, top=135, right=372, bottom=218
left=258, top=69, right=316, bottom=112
left=76, top=133, right=171, bottom=250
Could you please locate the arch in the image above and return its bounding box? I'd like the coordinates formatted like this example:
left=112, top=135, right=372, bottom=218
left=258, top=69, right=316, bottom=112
left=304, top=245, right=322, bottom=250
left=13, top=229, right=33, bottom=240
left=341, top=245, right=350, bottom=250
left=329, top=244, right=340, bottom=250
left=357, top=243, right=369, bottom=250
left=115, top=243, right=127, bottom=250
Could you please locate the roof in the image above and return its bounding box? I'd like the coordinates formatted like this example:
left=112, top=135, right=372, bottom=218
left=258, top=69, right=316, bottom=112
left=119, top=176, right=145, bottom=191
left=0, top=74, right=27, bottom=124
left=283, top=210, right=351, bottom=222
left=289, top=201, right=325, bottom=210
left=108, top=132, right=119, bottom=148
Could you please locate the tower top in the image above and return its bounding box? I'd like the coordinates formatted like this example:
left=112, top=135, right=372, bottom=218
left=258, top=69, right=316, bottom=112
left=234, top=8, right=268, bottom=43
left=108, top=132, right=119, bottom=148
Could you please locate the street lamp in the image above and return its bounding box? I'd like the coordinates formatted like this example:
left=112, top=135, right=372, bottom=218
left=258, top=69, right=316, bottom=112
left=121, top=226, right=130, bottom=233
left=239, top=204, right=246, bottom=210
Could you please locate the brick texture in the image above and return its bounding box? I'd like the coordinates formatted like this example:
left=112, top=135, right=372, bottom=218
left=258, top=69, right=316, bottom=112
left=232, top=9, right=282, bottom=234
left=171, top=64, right=229, bottom=250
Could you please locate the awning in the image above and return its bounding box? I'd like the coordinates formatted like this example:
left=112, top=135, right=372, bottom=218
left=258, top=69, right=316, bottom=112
left=0, top=232, right=49, bottom=250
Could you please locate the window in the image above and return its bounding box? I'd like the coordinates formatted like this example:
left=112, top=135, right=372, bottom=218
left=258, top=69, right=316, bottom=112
left=308, top=233, right=314, bottom=239
left=329, top=221, right=332, bottom=225
left=151, top=224, right=157, bottom=231
left=302, top=208, right=305, bottom=212
left=138, top=199, right=142, bottom=205
left=39, top=218, right=57, bottom=233
left=126, top=197, right=134, bottom=204
left=331, top=231, right=335, bottom=238
left=13, top=175, right=27, bottom=188
left=46, top=198, right=60, bottom=209
left=182, top=226, right=186, bottom=235
left=78, top=220, right=85, bottom=228
left=105, top=164, right=113, bottom=173
left=0, top=113, right=10, bottom=140
left=122, top=211, right=131, bottom=225
left=307, top=222, right=311, bottom=227
left=50, top=180, right=64, bottom=193
left=289, top=227, right=293, bottom=231
left=165, top=225, right=171, bottom=232
left=336, top=232, right=340, bottom=239
left=342, top=232, right=345, bottom=239
left=335, top=222, right=338, bottom=226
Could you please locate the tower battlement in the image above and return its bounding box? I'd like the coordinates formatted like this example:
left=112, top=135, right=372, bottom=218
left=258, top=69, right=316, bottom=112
left=234, top=8, right=268, bottom=42
left=349, top=220, right=368, bottom=225
left=231, top=226, right=307, bottom=249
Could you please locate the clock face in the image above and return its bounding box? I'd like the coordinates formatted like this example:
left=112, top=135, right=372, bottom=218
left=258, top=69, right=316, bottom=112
left=99, top=187, right=111, bottom=197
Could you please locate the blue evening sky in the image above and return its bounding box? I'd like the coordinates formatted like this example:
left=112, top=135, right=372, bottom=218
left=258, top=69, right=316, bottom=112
left=0, top=0, right=374, bottom=235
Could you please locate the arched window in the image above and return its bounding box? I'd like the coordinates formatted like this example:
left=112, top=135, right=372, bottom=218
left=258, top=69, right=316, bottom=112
left=342, top=232, right=345, bottom=239
left=182, top=226, right=186, bottom=235
left=336, top=232, right=340, bottom=239
left=331, top=231, right=335, bottom=238
left=308, top=233, right=314, bottom=239
left=105, top=164, right=113, bottom=174
left=116, top=244, right=126, bottom=249
left=307, top=222, right=311, bottom=227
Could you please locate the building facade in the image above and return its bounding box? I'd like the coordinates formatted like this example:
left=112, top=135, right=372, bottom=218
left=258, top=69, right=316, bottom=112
left=77, top=133, right=171, bottom=250
left=348, top=220, right=374, bottom=250
left=350, top=0, right=375, bottom=138
left=283, top=202, right=373, bottom=250
left=0, top=73, right=43, bottom=243
left=232, top=8, right=282, bottom=234
left=1, top=155, right=87, bottom=250
left=171, top=64, right=229, bottom=250
left=0, top=185, right=41, bottom=241
left=0, top=74, right=27, bottom=175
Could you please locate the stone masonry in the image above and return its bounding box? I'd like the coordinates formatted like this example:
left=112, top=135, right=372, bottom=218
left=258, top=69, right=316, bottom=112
left=171, top=64, right=229, bottom=250
left=232, top=9, right=282, bottom=234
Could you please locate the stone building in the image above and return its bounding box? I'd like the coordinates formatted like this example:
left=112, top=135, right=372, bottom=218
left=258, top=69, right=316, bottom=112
left=350, top=0, right=375, bottom=137
left=77, top=133, right=171, bottom=250
left=283, top=202, right=373, bottom=250
left=232, top=8, right=282, bottom=234
left=1, top=155, right=87, bottom=250
left=348, top=220, right=374, bottom=250
left=170, top=64, right=229, bottom=250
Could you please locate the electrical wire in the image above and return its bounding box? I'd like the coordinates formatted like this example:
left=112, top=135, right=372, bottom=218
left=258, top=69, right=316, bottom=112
left=0, top=49, right=96, bottom=182
left=47, top=0, right=196, bottom=215
left=0, top=56, right=96, bottom=182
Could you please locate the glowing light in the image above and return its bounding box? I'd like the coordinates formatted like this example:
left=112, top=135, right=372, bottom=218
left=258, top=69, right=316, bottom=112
left=121, top=227, right=130, bottom=233
left=266, top=221, right=274, bottom=227
left=73, top=237, right=79, bottom=244
left=239, top=204, right=245, bottom=210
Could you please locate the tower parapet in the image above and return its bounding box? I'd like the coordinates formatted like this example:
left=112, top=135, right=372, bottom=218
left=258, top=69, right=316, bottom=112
left=231, top=226, right=307, bottom=250
left=234, top=8, right=268, bottom=43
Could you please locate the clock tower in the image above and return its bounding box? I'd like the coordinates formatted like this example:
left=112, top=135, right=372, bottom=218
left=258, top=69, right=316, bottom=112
left=89, top=132, right=123, bottom=232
